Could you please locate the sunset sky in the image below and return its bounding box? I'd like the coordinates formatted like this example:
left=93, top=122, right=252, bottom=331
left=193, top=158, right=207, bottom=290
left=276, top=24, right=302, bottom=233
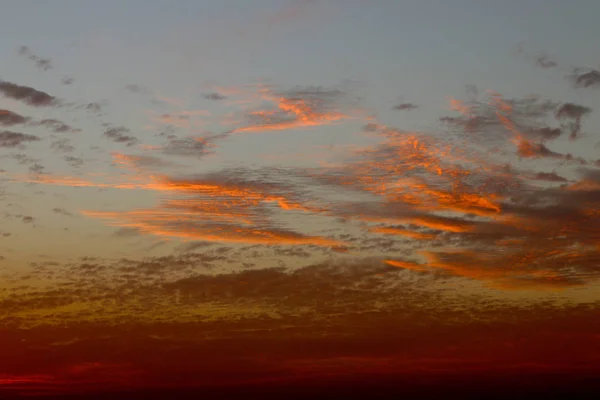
left=2, top=1, right=600, bottom=398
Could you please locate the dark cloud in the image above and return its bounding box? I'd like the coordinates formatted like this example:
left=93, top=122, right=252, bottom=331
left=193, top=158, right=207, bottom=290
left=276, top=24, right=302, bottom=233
left=571, top=68, right=600, bottom=88
left=528, top=127, right=562, bottom=142
left=555, top=103, right=591, bottom=120
left=392, top=102, right=418, bottom=111
left=29, top=163, right=45, bottom=174
left=530, top=171, right=568, bottom=182
left=0, top=109, right=30, bottom=126
left=51, top=138, right=75, bottom=153
left=203, top=92, right=227, bottom=101
left=17, top=46, right=53, bottom=71
left=535, top=55, right=557, bottom=69
left=35, top=118, right=80, bottom=133
left=84, top=102, right=103, bottom=113
left=555, top=102, right=591, bottom=140
left=52, top=208, right=74, bottom=217
left=0, top=130, right=41, bottom=148
left=175, top=241, right=215, bottom=253
left=0, top=81, right=58, bottom=107
left=161, top=135, right=223, bottom=158
left=64, top=155, right=84, bottom=168
left=104, top=127, right=139, bottom=146
left=6, top=152, right=38, bottom=165
left=440, top=95, right=562, bottom=143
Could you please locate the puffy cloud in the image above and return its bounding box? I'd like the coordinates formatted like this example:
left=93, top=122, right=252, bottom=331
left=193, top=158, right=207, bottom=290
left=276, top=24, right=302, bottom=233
left=571, top=68, right=600, bottom=88
left=0, top=109, right=30, bottom=126
left=0, top=81, right=58, bottom=107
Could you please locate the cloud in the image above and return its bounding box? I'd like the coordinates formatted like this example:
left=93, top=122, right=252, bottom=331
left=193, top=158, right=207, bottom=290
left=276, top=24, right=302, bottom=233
left=0, top=130, right=41, bottom=148
left=161, top=136, right=221, bottom=159
left=124, top=84, right=149, bottom=94
left=0, top=109, right=30, bottom=126
left=104, top=127, right=139, bottom=146
left=64, top=156, right=84, bottom=168
left=35, top=119, right=80, bottom=134
left=112, top=152, right=174, bottom=170
left=392, top=103, right=418, bottom=111
left=229, top=84, right=356, bottom=134
left=535, top=55, right=557, bottom=69
left=530, top=171, right=568, bottom=182
left=555, top=102, right=591, bottom=140
left=17, top=46, right=53, bottom=71
left=52, top=208, right=74, bottom=217
left=571, top=68, right=600, bottom=88
left=51, top=138, right=75, bottom=153
left=29, top=163, right=45, bottom=174
left=75, top=170, right=340, bottom=248
left=0, top=81, right=58, bottom=107
left=203, top=92, right=227, bottom=101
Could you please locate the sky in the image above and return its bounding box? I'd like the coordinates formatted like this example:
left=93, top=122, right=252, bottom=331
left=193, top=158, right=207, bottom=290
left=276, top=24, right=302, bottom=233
left=1, top=0, right=600, bottom=398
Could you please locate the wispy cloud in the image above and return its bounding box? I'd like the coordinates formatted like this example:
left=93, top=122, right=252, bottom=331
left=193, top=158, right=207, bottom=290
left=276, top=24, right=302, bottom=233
left=17, top=45, right=53, bottom=71
left=0, top=130, right=40, bottom=148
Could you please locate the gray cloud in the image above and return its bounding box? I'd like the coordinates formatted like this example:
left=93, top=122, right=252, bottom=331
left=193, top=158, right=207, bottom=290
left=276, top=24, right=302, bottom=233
left=0, top=131, right=41, bottom=148
left=51, top=138, right=75, bottom=153
left=203, top=92, right=227, bottom=101
left=535, top=55, right=557, bottom=69
left=104, top=127, right=139, bottom=146
left=17, top=46, right=53, bottom=71
left=161, top=135, right=224, bottom=159
left=571, top=68, right=600, bottom=88
left=0, top=81, right=58, bottom=107
left=52, top=208, right=74, bottom=217
left=392, top=103, right=418, bottom=111
left=0, top=109, right=30, bottom=126
left=555, top=103, right=591, bottom=140
left=64, top=155, right=84, bottom=168
left=35, top=119, right=80, bottom=134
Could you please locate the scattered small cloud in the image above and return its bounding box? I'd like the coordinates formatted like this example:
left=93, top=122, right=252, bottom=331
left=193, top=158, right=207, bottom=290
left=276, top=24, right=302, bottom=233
left=392, top=103, right=418, bottom=111
left=52, top=208, right=74, bottom=217
left=104, top=127, right=139, bottom=146
left=17, top=46, right=53, bottom=71
left=29, top=163, right=45, bottom=174
left=35, top=119, right=80, bottom=133
left=535, top=55, right=557, bottom=69
left=203, top=92, right=227, bottom=101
